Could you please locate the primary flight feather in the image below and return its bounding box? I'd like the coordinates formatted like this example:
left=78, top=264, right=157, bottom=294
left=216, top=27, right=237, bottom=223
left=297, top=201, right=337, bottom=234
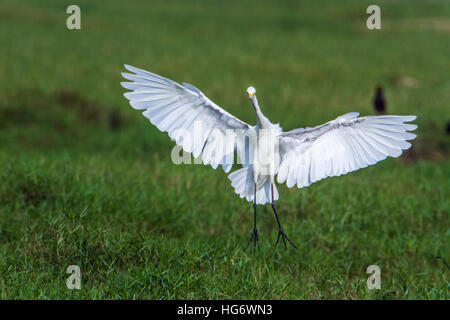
left=121, top=64, right=417, bottom=249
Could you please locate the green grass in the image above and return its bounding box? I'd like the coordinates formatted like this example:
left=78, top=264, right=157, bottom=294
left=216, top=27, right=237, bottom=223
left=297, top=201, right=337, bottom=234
left=0, top=0, right=449, bottom=299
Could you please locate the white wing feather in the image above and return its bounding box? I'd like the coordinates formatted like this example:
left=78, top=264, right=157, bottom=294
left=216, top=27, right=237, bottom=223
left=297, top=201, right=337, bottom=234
left=121, top=65, right=250, bottom=172
left=278, top=112, right=417, bottom=188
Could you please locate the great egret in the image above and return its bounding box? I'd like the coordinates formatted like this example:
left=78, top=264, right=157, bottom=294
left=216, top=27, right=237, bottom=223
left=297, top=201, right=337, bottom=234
left=121, top=65, right=417, bottom=249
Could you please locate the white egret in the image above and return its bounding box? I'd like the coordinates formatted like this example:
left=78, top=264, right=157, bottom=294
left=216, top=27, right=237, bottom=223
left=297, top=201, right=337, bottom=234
left=121, top=65, right=417, bottom=249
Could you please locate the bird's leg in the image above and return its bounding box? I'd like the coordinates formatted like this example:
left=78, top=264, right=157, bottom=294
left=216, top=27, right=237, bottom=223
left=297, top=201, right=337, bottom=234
left=245, top=183, right=259, bottom=252
left=271, top=184, right=297, bottom=250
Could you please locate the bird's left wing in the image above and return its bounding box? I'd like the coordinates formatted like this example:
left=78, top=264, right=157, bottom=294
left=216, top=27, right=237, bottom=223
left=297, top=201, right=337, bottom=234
left=121, top=65, right=251, bottom=172
left=277, top=112, right=417, bottom=188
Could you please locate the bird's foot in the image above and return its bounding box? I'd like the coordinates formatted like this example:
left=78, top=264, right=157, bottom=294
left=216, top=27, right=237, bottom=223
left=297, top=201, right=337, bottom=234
left=245, top=228, right=259, bottom=252
left=275, top=228, right=297, bottom=250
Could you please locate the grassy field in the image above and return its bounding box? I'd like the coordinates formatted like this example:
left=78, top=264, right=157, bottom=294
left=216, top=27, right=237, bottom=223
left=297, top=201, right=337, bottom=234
left=0, top=0, right=449, bottom=299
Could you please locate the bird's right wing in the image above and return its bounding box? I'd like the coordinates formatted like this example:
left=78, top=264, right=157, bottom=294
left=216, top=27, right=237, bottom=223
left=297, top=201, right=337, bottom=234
left=277, top=112, right=417, bottom=188
left=121, top=65, right=251, bottom=172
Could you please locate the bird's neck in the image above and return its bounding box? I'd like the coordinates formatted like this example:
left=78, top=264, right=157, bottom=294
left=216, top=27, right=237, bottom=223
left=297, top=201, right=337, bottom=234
left=252, top=96, right=271, bottom=129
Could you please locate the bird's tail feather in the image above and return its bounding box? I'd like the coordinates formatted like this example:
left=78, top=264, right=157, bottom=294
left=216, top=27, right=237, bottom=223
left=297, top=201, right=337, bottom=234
left=228, top=166, right=278, bottom=205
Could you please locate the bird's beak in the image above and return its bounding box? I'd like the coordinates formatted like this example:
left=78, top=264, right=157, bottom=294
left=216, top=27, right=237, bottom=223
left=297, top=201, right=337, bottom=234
left=248, top=92, right=254, bottom=99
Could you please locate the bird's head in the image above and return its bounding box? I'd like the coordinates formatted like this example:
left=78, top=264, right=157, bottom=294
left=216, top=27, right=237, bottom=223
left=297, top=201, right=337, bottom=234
left=247, top=86, right=256, bottom=99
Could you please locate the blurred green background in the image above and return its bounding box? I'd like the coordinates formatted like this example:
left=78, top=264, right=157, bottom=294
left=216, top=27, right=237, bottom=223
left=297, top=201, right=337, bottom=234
left=0, top=0, right=448, bottom=299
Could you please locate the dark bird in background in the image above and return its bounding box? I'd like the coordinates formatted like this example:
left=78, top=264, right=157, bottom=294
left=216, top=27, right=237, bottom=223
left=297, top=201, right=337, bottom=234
left=446, top=121, right=450, bottom=135
left=373, top=85, right=386, bottom=115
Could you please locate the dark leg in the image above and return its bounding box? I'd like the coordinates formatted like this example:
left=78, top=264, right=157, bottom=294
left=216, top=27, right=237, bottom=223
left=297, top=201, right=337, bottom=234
left=245, top=183, right=259, bottom=252
left=271, top=184, right=297, bottom=250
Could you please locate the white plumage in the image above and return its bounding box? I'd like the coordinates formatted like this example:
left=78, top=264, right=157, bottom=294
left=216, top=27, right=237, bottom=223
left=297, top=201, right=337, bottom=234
left=121, top=64, right=249, bottom=174
left=121, top=64, right=417, bottom=248
left=278, top=112, right=417, bottom=188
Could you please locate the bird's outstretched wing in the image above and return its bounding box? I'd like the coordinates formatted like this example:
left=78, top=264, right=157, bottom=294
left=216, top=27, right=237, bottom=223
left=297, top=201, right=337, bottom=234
left=277, top=112, right=417, bottom=188
left=121, top=65, right=250, bottom=172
